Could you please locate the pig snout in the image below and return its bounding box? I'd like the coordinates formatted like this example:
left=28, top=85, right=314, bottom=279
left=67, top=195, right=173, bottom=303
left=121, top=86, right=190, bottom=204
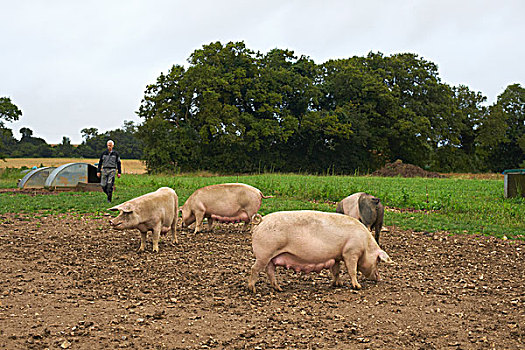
left=366, top=269, right=380, bottom=281
left=109, top=217, right=123, bottom=229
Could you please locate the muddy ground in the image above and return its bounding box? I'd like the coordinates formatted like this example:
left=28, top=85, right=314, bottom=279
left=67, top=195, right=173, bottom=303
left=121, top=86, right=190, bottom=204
left=0, top=212, right=523, bottom=349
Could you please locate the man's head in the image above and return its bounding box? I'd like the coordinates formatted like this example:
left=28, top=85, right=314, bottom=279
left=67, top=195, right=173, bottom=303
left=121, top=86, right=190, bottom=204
left=107, top=140, right=114, bottom=152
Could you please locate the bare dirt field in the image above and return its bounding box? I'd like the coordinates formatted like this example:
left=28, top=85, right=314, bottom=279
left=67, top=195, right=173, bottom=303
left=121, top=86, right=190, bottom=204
left=0, top=211, right=523, bottom=349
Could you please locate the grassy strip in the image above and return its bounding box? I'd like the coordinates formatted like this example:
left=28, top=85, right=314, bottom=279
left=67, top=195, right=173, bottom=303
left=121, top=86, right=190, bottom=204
left=1, top=170, right=523, bottom=239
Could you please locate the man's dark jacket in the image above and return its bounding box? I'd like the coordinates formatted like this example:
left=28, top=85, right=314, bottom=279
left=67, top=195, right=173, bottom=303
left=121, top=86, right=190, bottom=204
left=97, top=150, right=122, bottom=174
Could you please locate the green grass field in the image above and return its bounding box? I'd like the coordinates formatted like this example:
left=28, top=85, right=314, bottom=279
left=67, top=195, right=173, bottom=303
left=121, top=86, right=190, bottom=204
left=1, top=168, right=523, bottom=239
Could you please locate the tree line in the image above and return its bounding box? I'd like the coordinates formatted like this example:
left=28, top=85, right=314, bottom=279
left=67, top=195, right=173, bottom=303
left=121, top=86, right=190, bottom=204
left=2, top=41, right=524, bottom=173
left=136, top=41, right=524, bottom=174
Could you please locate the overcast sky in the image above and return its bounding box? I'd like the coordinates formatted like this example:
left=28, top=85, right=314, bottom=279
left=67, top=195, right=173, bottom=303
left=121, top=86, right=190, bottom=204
left=1, top=0, right=524, bottom=144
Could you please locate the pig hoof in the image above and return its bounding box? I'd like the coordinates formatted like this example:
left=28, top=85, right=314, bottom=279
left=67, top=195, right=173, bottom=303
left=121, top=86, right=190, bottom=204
left=332, top=281, right=343, bottom=287
left=352, top=283, right=362, bottom=290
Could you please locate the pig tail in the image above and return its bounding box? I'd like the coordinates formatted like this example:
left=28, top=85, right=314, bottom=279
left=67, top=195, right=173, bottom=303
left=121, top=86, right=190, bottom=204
left=251, top=213, right=263, bottom=226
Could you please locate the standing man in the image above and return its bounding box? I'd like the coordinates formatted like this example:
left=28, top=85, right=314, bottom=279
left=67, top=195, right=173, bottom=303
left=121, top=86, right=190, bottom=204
left=97, top=140, right=122, bottom=203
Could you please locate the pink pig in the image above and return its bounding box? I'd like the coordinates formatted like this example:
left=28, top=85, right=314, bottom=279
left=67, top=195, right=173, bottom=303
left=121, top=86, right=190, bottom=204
left=109, top=187, right=178, bottom=253
left=181, top=183, right=271, bottom=233
left=248, top=210, right=392, bottom=293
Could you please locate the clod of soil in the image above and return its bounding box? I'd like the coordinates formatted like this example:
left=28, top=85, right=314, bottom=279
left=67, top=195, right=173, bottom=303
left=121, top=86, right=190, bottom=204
left=0, top=213, right=523, bottom=349
left=372, top=159, right=446, bottom=178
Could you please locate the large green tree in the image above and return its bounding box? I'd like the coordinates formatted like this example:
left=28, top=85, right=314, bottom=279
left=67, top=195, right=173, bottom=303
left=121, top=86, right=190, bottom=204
left=137, top=42, right=318, bottom=172
left=0, top=97, right=22, bottom=159
left=371, top=53, right=455, bottom=168
left=318, top=56, right=398, bottom=171
left=182, top=41, right=261, bottom=171
left=478, top=84, right=525, bottom=171
left=0, top=97, right=22, bottom=127
left=257, top=49, right=322, bottom=172
left=432, top=85, right=487, bottom=172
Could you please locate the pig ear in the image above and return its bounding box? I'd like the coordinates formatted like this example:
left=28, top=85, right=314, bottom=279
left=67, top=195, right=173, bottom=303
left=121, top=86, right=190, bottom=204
left=377, top=250, right=393, bottom=264
left=108, top=205, right=121, bottom=211
left=108, top=203, right=134, bottom=213
left=119, top=203, right=135, bottom=213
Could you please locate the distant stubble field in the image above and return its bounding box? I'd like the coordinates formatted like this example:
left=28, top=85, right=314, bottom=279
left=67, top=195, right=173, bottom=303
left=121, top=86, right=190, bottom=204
left=0, top=158, right=146, bottom=174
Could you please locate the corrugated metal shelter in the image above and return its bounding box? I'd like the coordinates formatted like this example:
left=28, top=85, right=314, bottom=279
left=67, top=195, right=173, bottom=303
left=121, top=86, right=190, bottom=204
left=44, top=163, right=101, bottom=191
left=18, top=167, right=57, bottom=189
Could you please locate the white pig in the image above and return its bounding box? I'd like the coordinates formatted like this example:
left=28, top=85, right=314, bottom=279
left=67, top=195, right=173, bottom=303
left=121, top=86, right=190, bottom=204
left=109, top=187, right=178, bottom=253
left=248, top=210, right=392, bottom=293
left=181, top=183, right=271, bottom=234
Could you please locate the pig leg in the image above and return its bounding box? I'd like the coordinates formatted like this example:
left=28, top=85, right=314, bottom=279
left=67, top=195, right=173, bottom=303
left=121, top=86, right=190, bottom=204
left=171, top=218, right=178, bottom=244
left=330, top=261, right=343, bottom=287
left=138, top=229, right=147, bottom=253
left=207, top=217, right=215, bottom=231
left=152, top=224, right=161, bottom=253
left=373, top=224, right=381, bottom=245
left=343, top=254, right=361, bottom=290
left=265, top=261, right=282, bottom=292
left=239, top=211, right=251, bottom=231
left=194, top=211, right=205, bottom=234
left=248, top=258, right=271, bottom=293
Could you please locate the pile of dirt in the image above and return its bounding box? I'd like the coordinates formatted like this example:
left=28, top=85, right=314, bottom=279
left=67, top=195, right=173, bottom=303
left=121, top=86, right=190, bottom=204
left=372, top=159, right=446, bottom=178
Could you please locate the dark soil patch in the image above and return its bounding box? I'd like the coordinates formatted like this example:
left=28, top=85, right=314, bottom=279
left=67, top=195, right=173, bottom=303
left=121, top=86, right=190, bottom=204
left=372, top=160, right=447, bottom=178
left=0, top=213, right=523, bottom=349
